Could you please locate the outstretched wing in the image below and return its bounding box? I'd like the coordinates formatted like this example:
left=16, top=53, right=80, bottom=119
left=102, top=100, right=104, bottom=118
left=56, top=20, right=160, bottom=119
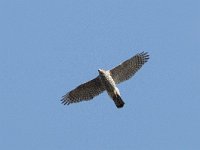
left=61, top=76, right=105, bottom=105
left=110, top=52, right=149, bottom=84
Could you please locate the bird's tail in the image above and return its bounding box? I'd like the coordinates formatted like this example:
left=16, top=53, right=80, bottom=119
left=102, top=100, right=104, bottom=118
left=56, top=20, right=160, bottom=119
left=112, top=94, right=125, bottom=108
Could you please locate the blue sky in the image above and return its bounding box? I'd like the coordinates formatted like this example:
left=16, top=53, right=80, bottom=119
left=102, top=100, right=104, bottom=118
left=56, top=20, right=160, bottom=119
left=0, top=0, right=200, bottom=149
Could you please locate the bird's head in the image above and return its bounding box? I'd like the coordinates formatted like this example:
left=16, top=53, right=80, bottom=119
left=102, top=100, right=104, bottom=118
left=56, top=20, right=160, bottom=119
left=98, top=69, right=105, bottom=75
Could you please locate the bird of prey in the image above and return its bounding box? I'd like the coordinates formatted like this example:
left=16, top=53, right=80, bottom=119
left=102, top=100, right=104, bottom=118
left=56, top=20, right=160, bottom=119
left=61, top=52, right=149, bottom=108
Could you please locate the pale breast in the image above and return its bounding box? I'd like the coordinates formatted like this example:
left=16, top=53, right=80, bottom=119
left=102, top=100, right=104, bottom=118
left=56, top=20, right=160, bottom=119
left=100, top=73, right=116, bottom=93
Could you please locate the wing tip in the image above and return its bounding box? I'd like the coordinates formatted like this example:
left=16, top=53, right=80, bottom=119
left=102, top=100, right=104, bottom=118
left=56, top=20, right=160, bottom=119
left=61, top=93, right=71, bottom=105
left=138, top=51, right=150, bottom=62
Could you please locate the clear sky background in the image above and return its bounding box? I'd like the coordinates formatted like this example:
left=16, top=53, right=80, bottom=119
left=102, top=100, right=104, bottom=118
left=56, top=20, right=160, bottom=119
left=0, top=0, right=199, bottom=149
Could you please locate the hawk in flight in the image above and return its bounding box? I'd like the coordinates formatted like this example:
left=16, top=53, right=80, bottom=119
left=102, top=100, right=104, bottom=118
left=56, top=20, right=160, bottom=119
left=61, top=52, right=149, bottom=108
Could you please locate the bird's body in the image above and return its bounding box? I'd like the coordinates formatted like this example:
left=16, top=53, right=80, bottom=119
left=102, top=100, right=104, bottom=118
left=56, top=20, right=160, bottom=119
left=61, top=52, right=149, bottom=108
left=98, top=69, right=124, bottom=108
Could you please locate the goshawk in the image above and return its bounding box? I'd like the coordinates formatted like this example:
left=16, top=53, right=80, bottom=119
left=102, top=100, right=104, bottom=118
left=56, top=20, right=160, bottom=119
left=61, top=52, right=149, bottom=108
